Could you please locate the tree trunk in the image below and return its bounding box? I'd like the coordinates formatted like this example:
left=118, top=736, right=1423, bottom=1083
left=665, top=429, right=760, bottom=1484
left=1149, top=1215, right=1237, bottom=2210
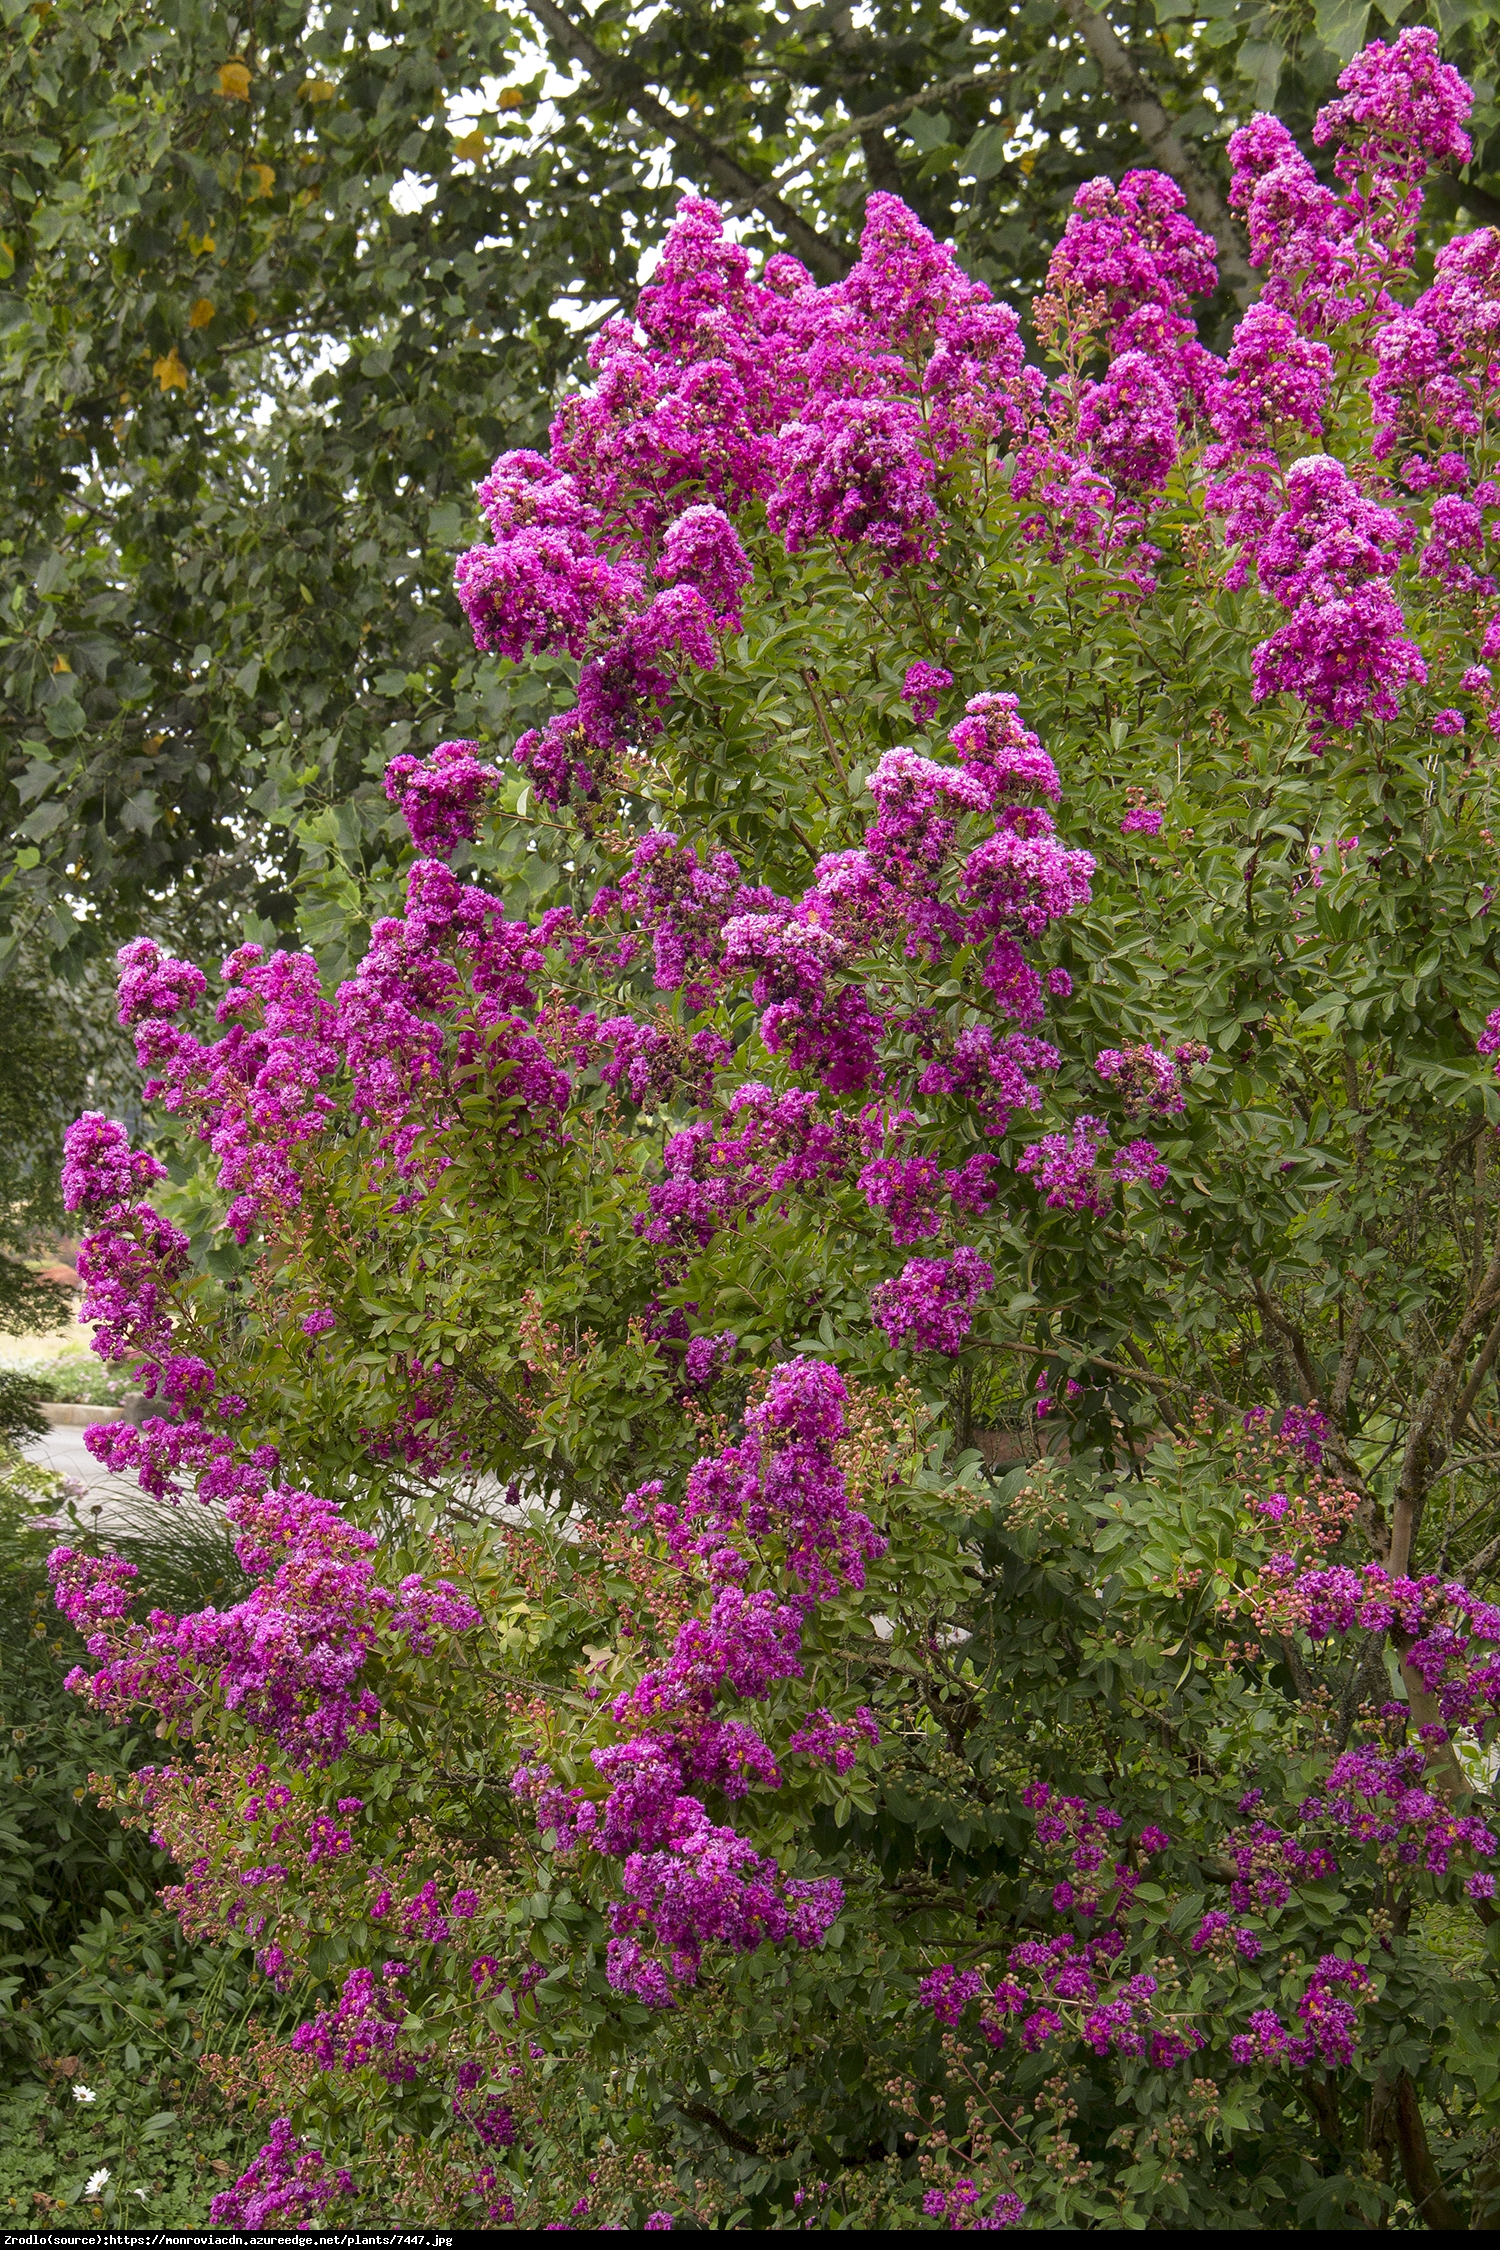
left=1394, top=2071, right=1465, bottom=2230
left=1055, top=0, right=1254, bottom=305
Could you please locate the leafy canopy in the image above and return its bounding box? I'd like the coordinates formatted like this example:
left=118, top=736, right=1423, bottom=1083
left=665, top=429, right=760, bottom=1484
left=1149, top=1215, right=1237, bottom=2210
left=9, top=0, right=1500, bottom=975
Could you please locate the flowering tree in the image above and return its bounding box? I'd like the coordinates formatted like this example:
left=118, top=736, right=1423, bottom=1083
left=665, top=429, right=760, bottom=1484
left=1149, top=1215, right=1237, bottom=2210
left=47, top=28, right=1500, bottom=2228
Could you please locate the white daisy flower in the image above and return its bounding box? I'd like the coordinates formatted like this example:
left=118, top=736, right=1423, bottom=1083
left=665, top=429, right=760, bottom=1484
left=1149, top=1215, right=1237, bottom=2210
left=84, top=2168, right=110, bottom=2195
left=71, top=2085, right=96, bottom=2105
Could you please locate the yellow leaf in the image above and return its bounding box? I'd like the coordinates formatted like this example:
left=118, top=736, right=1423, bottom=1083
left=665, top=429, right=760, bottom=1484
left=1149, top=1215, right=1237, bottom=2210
left=0, top=239, right=13, bottom=280
left=498, top=87, right=525, bottom=112
left=452, top=127, right=488, bottom=161
left=298, top=77, right=336, bottom=102
left=182, top=227, right=216, bottom=255
left=52, top=655, right=71, bottom=674
left=188, top=297, right=215, bottom=329
left=244, top=162, right=275, bottom=199
left=145, top=734, right=165, bottom=753
left=216, top=60, right=251, bottom=100
left=152, top=347, right=188, bottom=393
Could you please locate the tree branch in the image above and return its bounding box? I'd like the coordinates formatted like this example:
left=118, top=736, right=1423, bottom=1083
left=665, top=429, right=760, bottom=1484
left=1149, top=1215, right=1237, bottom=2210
left=1466, top=2128, right=1500, bottom=2229
left=724, top=66, right=1013, bottom=221
left=1054, top=0, right=1254, bottom=305
left=1393, top=2070, right=1465, bottom=2230
left=521, top=0, right=850, bottom=280
left=1300, top=2067, right=1344, bottom=2156
left=1230, top=1279, right=1388, bottom=1553
left=449, top=1349, right=599, bottom=1514
left=1279, top=1632, right=1319, bottom=1708
left=1461, top=1522, right=1500, bottom=1583
left=1391, top=1224, right=1500, bottom=1577
left=1250, top=1278, right=1319, bottom=1407
left=677, top=2099, right=762, bottom=2157
left=822, top=6, right=906, bottom=198
left=1329, top=1298, right=1366, bottom=1425
left=1449, top=1305, right=1500, bottom=1449
left=979, top=1333, right=1236, bottom=1420
left=1388, top=1241, right=1500, bottom=1793
left=1334, top=1630, right=1391, bottom=1749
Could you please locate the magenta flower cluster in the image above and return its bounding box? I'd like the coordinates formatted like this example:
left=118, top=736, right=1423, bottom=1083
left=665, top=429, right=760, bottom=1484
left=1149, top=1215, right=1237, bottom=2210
left=871, top=1245, right=995, bottom=1354
left=208, top=2118, right=354, bottom=2230
left=1016, top=1115, right=1168, bottom=1215
left=902, top=661, right=953, bottom=726
left=383, top=739, right=498, bottom=857
left=1026, top=1778, right=1169, bottom=1921
left=1228, top=1957, right=1372, bottom=2070
left=510, top=1360, right=883, bottom=2004
left=290, top=1962, right=416, bottom=2083
left=51, top=1469, right=478, bottom=1767
left=920, top=1934, right=1203, bottom=2077
left=787, top=1705, right=880, bottom=1775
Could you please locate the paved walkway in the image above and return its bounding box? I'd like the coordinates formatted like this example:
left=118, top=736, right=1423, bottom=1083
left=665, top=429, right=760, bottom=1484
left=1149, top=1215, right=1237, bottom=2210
left=19, top=1422, right=150, bottom=1536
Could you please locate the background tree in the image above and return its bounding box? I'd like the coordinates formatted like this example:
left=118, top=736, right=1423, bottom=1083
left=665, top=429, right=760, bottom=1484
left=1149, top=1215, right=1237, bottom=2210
left=0, top=958, right=109, bottom=1438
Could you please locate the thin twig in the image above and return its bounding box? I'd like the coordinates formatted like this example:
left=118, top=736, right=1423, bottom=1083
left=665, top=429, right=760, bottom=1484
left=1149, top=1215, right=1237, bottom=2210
left=1450, top=1305, right=1500, bottom=1448
left=800, top=668, right=852, bottom=793
left=1392, top=1214, right=1500, bottom=1576
left=1329, top=1298, right=1366, bottom=1425
left=976, top=1334, right=1240, bottom=1419
left=1460, top=1524, right=1500, bottom=1582
left=723, top=67, right=1013, bottom=218
left=521, top=0, right=848, bottom=279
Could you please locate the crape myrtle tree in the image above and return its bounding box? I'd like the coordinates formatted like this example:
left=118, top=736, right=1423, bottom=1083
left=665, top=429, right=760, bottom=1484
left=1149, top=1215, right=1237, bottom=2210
left=42, top=24, right=1500, bottom=2230
left=11, top=0, right=1500, bottom=976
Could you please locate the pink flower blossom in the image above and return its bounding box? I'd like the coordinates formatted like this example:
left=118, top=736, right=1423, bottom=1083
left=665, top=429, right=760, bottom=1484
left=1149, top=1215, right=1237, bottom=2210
left=383, top=739, right=498, bottom=857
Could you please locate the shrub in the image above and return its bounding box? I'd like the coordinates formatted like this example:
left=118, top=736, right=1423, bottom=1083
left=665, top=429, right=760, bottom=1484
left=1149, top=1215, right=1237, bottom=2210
left=0, top=1452, right=264, bottom=2226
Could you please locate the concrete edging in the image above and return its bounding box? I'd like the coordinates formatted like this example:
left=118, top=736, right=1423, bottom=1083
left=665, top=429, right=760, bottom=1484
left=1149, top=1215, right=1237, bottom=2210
left=41, top=1399, right=145, bottom=1428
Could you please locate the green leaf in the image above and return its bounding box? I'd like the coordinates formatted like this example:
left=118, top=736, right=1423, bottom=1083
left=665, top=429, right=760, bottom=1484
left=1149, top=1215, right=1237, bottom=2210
left=41, top=697, right=85, bottom=740
left=18, top=799, right=67, bottom=840
left=1236, top=39, right=1285, bottom=106
left=1314, top=0, right=1372, bottom=61
left=903, top=108, right=954, bottom=156
left=959, top=122, right=1009, bottom=182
